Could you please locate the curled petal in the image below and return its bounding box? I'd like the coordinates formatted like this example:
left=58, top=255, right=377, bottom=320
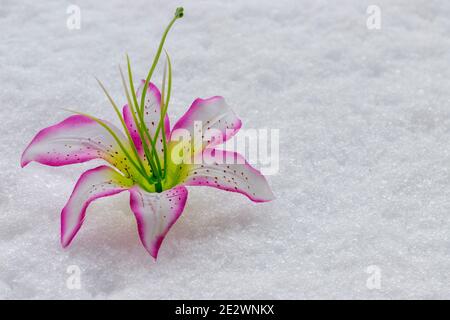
left=171, top=96, right=241, bottom=153
left=181, top=149, right=274, bottom=202
left=61, top=165, right=133, bottom=247
left=123, top=81, right=170, bottom=157
left=21, top=115, right=127, bottom=168
left=129, top=185, right=188, bottom=259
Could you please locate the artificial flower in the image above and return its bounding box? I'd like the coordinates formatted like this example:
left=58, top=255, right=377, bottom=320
left=21, top=7, right=274, bottom=259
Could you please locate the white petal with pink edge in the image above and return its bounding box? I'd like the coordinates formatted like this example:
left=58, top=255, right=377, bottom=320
left=21, top=115, right=127, bottom=168
left=171, top=96, right=242, bottom=152
left=181, top=149, right=274, bottom=202
left=61, top=165, right=133, bottom=247
left=129, top=185, right=188, bottom=259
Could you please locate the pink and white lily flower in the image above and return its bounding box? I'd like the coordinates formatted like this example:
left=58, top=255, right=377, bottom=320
left=21, top=8, right=274, bottom=259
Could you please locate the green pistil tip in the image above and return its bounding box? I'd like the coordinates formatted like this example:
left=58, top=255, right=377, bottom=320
left=175, top=7, right=184, bottom=18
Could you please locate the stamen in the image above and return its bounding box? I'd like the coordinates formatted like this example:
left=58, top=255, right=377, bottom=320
left=126, top=57, right=162, bottom=182
left=139, top=7, right=184, bottom=117
left=134, top=8, right=184, bottom=192
left=154, top=50, right=172, bottom=179
left=95, top=77, right=148, bottom=178
left=119, top=64, right=158, bottom=182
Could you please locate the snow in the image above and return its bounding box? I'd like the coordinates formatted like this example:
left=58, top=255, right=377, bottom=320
left=2, top=0, right=450, bottom=299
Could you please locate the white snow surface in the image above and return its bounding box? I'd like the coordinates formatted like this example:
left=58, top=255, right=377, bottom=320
left=2, top=0, right=450, bottom=299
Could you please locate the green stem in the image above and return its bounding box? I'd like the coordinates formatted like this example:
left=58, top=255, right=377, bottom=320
left=155, top=181, right=163, bottom=193
left=126, top=56, right=161, bottom=180
left=95, top=78, right=149, bottom=179
left=127, top=57, right=164, bottom=190
left=127, top=56, right=161, bottom=181
left=155, top=50, right=172, bottom=179
left=137, top=8, right=183, bottom=183
left=139, top=7, right=183, bottom=118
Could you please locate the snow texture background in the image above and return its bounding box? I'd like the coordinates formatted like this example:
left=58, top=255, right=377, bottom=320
left=2, top=0, right=450, bottom=299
